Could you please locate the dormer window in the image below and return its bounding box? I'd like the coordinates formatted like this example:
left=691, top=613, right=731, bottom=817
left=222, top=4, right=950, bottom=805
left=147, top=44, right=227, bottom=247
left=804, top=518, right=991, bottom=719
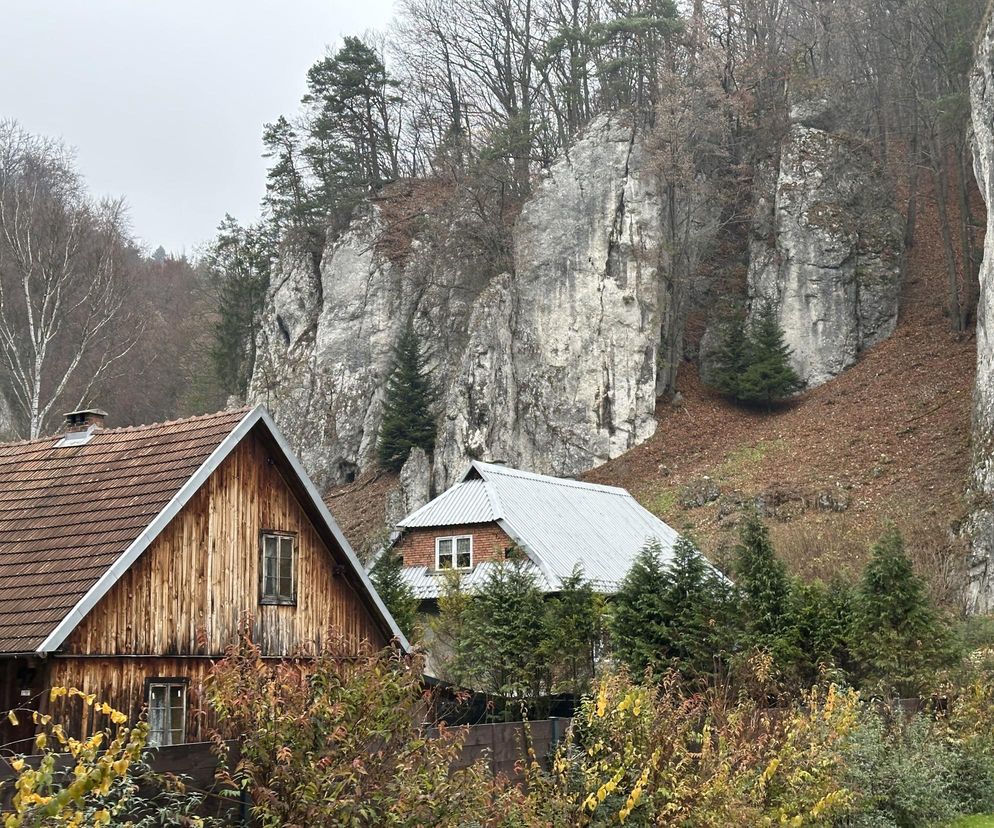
left=260, top=531, right=296, bottom=604
left=436, top=535, right=472, bottom=570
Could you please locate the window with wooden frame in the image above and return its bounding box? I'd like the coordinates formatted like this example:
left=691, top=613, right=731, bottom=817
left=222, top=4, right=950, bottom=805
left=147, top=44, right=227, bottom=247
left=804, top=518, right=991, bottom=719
left=146, top=679, right=187, bottom=747
left=436, top=535, right=472, bottom=570
left=260, top=531, right=296, bottom=605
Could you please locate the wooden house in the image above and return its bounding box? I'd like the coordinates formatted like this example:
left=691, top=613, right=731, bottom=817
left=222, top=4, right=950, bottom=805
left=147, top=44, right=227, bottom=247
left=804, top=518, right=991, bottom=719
left=0, top=406, right=405, bottom=750
left=388, top=461, right=684, bottom=605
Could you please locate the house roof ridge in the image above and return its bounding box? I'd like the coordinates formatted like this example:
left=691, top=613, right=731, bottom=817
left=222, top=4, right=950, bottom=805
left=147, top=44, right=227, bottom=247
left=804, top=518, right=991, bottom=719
left=470, top=460, right=631, bottom=495
left=0, top=406, right=254, bottom=449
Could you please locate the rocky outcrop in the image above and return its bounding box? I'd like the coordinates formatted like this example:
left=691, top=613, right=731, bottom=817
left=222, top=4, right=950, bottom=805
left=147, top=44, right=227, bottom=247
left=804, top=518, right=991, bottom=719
left=746, top=97, right=904, bottom=388
left=435, top=114, right=672, bottom=485
left=384, top=447, right=432, bottom=527
left=967, top=11, right=994, bottom=611
left=251, top=113, right=710, bottom=491
left=250, top=207, right=491, bottom=490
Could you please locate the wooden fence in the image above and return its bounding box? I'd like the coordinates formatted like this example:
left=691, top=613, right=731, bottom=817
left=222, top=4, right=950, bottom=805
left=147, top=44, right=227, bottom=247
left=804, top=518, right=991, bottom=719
left=0, top=719, right=570, bottom=823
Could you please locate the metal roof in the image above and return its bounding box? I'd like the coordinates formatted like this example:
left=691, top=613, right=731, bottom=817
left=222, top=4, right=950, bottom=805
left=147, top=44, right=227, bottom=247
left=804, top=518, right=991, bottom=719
left=398, top=477, right=500, bottom=527
left=399, top=560, right=552, bottom=601
left=398, top=461, right=683, bottom=597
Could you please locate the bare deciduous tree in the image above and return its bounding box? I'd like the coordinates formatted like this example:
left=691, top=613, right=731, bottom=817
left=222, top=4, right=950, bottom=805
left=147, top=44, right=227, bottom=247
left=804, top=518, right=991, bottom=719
left=0, top=121, right=140, bottom=439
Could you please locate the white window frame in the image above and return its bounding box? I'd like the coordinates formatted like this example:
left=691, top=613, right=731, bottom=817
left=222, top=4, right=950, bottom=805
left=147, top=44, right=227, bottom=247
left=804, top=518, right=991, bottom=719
left=260, top=531, right=296, bottom=605
left=147, top=681, right=187, bottom=747
left=435, top=535, right=473, bottom=571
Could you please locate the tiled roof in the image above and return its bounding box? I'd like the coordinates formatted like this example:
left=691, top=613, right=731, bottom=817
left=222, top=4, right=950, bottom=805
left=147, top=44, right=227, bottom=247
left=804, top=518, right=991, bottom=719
left=397, top=461, right=684, bottom=597
left=0, top=409, right=250, bottom=654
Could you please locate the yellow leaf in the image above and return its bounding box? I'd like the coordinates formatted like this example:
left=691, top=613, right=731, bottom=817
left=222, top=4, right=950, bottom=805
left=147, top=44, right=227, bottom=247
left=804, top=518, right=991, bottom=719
left=35, top=733, right=46, bottom=750
left=6, top=711, right=16, bottom=727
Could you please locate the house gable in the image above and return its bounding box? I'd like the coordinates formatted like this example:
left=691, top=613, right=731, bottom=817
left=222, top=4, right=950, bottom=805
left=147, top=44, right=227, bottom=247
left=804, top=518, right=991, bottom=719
left=61, top=425, right=390, bottom=657
left=395, top=522, right=516, bottom=571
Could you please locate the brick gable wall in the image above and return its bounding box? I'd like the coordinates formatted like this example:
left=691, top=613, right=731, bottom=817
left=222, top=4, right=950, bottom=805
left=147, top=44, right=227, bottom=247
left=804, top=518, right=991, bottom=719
left=395, top=522, right=515, bottom=569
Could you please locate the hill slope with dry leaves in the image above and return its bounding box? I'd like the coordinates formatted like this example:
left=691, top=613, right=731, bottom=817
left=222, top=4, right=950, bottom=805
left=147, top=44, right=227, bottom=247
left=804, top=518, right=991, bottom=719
left=586, top=178, right=980, bottom=604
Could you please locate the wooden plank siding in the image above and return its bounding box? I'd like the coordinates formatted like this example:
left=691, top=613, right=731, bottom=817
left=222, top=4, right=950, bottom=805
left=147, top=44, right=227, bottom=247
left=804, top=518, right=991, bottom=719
left=43, top=657, right=217, bottom=744
left=31, top=425, right=389, bottom=743
left=60, top=427, right=387, bottom=657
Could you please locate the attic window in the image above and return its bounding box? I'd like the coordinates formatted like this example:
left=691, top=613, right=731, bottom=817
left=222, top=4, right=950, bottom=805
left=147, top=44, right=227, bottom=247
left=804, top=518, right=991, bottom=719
left=260, top=531, right=296, bottom=605
left=436, top=535, right=472, bottom=571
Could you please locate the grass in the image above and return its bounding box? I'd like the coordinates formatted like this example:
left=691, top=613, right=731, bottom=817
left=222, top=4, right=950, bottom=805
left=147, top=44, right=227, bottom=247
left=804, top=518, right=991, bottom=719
left=644, top=486, right=678, bottom=520
left=946, top=817, right=994, bottom=827
left=715, top=439, right=781, bottom=483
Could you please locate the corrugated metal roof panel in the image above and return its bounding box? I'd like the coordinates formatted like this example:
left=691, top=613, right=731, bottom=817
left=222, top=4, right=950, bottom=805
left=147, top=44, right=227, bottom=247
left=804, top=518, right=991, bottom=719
left=398, top=478, right=500, bottom=528
left=399, top=560, right=552, bottom=600
left=397, top=461, right=685, bottom=594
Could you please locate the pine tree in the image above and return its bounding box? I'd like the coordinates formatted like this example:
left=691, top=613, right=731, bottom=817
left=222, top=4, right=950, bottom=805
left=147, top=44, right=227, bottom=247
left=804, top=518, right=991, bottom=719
left=369, top=547, right=419, bottom=641
left=850, top=526, right=955, bottom=696
left=302, top=36, right=399, bottom=227
left=734, top=512, right=798, bottom=669
left=377, top=324, right=437, bottom=472
left=262, top=116, right=316, bottom=238
left=711, top=311, right=750, bottom=400
left=737, top=302, right=804, bottom=410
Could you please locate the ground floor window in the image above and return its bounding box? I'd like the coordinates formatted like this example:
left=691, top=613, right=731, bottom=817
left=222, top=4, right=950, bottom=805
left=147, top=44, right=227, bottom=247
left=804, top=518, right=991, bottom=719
left=147, top=680, right=187, bottom=746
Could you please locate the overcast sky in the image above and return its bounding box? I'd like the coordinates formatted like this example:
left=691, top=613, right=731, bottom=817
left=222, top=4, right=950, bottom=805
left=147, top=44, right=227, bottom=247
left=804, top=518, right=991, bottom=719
left=1, top=0, right=397, bottom=256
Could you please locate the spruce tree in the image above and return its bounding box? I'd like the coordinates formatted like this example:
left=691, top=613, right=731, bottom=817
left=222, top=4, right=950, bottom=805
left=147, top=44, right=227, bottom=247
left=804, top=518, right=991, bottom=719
left=737, top=302, right=804, bottom=410
left=541, top=567, right=601, bottom=698
left=203, top=215, right=273, bottom=398
left=369, top=547, right=419, bottom=641
left=458, top=558, right=546, bottom=706
left=734, top=512, right=798, bottom=669
left=850, top=526, right=955, bottom=696
left=377, top=324, right=436, bottom=472
left=791, top=578, right=856, bottom=686
left=658, top=536, right=736, bottom=681
left=610, top=539, right=674, bottom=677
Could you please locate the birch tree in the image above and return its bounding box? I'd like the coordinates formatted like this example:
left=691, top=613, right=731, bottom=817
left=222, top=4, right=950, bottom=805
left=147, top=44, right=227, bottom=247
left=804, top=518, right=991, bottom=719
left=0, top=121, right=138, bottom=439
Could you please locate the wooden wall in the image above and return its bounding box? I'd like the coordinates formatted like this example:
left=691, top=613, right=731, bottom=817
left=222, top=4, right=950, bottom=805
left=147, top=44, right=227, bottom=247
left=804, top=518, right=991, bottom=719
left=44, top=657, right=216, bottom=743
left=34, top=426, right=393, bottom=742
left=62, top=427, right=387, bottom=658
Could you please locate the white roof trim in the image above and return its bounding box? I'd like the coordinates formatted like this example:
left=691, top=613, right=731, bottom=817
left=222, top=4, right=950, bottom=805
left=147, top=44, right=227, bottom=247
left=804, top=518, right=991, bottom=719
left=36, top=405, right=408, bottom=654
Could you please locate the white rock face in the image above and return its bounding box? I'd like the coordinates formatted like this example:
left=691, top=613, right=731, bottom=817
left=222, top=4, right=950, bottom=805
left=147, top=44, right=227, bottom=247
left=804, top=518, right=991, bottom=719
left=434, top=114, right=673, bottom=485
left=967, top=13, right=994, bottom=610
left=250, top=210, right=404, bottom=489
left=747, top=111, right=904, bottom=387
left=250, top=113, right=711, bottom=491
left=384, top=447, right=432, bottom=527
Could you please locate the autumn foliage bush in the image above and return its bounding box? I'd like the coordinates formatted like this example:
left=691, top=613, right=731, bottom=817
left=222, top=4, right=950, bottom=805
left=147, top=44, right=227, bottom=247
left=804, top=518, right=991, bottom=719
left=0, top=688, right=214, bottom=827
left=203, top=634, right=528, bottom=828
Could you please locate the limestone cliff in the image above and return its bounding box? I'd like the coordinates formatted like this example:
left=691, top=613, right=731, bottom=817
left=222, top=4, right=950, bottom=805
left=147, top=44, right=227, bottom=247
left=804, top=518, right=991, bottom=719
left=967, top=10, right=994, bottom=610
left=746, top=98, right=904, bottom=388
left=251, top=113, right=692, bottom=490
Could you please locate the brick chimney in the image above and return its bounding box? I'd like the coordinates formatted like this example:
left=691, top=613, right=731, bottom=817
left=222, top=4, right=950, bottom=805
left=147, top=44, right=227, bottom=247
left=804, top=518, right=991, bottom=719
left=64, top=408, right=108, bottom=432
